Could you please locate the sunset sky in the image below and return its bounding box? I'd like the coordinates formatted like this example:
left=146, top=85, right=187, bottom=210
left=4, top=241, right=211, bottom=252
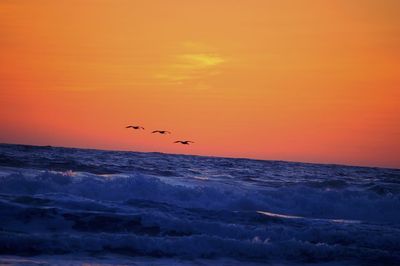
left=1, top=0, right=399, bottom=168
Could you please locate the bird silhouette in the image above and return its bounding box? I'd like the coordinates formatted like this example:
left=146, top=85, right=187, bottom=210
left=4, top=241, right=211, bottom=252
left=126, top=125, right=145, bottom=130
left=152, top=130, right=171, bottom=134
left=174, top=140, right=194, bottom=145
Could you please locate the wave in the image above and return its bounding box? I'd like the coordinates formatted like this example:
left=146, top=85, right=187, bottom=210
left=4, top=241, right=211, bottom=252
left=0, top=168, right=399, bottom=223
left=0, top=169, right=399, bottom=263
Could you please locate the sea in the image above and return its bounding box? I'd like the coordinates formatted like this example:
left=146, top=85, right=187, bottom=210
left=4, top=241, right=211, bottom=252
left=0, top=143, right=399, bottom=265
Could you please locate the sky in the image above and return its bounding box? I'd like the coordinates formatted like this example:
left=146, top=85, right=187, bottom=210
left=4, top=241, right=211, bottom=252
left=1, top=0, right=399, bottom=168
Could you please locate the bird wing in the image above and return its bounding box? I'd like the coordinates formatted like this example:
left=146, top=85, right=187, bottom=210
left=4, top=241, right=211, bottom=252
left=152, top=130, right=159, bottom=133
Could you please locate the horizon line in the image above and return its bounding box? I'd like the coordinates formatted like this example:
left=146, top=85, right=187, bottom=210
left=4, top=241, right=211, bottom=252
left=1, top=142, right=398, bottom=171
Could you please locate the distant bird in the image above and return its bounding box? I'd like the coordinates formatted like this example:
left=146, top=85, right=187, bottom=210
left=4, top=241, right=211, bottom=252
left=152, top=130, right=171, bottom=134
left=174, top=140, right=194, bottom=145
left=126, top=125, right=145, bottom=130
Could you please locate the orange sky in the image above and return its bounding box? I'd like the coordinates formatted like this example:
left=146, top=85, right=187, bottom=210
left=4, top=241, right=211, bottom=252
left=1, top=0, right=399, bottom=168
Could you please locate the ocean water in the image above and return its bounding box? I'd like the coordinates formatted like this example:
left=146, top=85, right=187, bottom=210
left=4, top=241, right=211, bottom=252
left=0, top=143, right=399, bottom=265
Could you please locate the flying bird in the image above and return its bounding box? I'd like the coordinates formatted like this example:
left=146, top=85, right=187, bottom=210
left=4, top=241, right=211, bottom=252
left=174, top=140, right=194, bottom=145
left=126, top=125, right=145, bottom=130
left=152, top=130, right=171, bottom=134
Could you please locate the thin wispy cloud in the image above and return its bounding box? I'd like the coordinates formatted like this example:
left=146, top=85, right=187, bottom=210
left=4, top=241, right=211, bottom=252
left=155, top=43, right=225, bottom=84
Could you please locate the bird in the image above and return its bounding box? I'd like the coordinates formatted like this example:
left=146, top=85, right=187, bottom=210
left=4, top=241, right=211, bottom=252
left=152, top=130, right=171, bottom=134
left=126, top=125, right=145, bottom=130
left=174, top=140, right=194, bottom=145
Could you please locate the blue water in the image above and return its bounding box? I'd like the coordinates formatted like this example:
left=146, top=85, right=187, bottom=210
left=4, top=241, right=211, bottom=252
left=0, top=143, right=399, bottom=265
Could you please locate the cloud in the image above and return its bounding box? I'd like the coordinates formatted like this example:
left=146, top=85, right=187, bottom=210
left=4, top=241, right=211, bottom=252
left=178, top=53, right=224, bottom=68
left=155, top=43, right=225, bottom=84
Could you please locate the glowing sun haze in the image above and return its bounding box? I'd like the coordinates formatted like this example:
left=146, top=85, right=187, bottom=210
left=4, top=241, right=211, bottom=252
left=1, top=0, right=399, bottom=168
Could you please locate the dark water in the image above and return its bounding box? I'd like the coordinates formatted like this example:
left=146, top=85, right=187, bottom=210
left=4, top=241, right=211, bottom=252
left=0, top=143, right=399, bottom=265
